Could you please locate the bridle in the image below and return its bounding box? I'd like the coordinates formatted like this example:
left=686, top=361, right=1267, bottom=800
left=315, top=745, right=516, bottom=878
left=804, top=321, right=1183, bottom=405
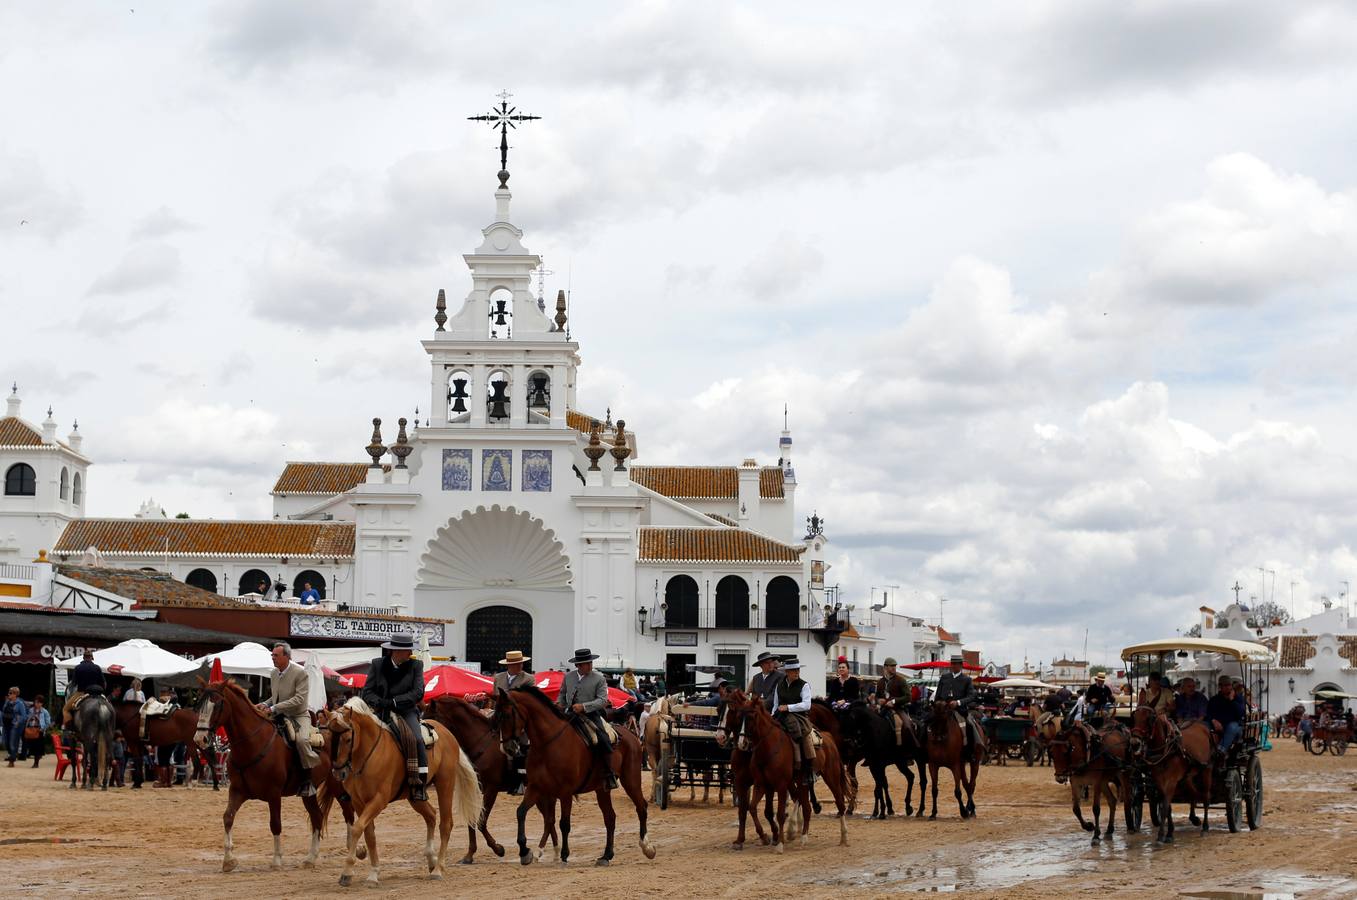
left=1130, top=706, right=1181, bottom=766
left=492, top=692, right=563, bottom=759
left=201, top=684, right=278, bottom=778
left=329, top=709, right=381, bottom=784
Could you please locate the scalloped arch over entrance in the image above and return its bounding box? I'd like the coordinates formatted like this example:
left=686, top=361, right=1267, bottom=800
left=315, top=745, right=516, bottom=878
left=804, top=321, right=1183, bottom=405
left=418, top=505, right=572, bottom=590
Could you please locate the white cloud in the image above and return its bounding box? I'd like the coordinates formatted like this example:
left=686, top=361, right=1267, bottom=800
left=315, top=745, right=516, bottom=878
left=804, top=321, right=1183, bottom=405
left=87, top=243, right=181, bottom=295
left=132, top=206, right=198, bottom=240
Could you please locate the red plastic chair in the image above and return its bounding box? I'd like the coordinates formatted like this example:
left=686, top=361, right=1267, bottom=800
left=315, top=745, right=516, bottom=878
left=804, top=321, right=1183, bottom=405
left=51, top=734, right=83, bottom=782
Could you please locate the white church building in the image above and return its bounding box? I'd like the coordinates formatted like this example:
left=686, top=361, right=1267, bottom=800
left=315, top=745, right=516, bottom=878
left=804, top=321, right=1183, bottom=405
left=4, top=167, right=837, bottom=691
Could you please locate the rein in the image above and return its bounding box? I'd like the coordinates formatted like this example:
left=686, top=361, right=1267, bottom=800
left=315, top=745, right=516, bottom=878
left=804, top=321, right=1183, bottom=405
left=332, top=714, right=384, bottom=784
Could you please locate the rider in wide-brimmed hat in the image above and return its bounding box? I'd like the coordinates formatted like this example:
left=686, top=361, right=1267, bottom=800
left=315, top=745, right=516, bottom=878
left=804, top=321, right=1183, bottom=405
left=558, top=648, right=619, bottom=789
left=360, top=633, right=429, bottom=800
left=746, top=650, right=784, bottom=712
left=929, top=655, right=985, bottom=751
left=876, top=657, right=910, bottom=744
left=771, top=657, right=816, bottom=785
left=493, top=650, right=534, bottom=694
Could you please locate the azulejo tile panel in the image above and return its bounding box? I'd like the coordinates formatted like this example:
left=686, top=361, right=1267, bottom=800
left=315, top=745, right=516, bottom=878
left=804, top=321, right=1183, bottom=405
left=442, top=448, right=472, bottom=491
left=522, top=449, right=552, bottom=492
left=482, top=449, right=512, bottom=491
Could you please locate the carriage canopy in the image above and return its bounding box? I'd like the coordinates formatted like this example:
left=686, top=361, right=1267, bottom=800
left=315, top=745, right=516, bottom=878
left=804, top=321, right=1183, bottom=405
left=988, top=677, right=1058, bottom=691
left=1119, top=637, right=1273, bottom=663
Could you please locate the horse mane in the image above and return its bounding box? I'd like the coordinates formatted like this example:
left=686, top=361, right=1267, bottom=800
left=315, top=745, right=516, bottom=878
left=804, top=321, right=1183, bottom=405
left=219, top=678, right=270, bottom=720
left=510, top=684, right=568, bottom=720
left=342, top=696, right=379, bottom=720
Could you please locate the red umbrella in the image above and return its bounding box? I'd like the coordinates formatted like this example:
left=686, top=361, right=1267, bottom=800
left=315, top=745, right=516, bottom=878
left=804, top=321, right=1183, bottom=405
left=337, top=672, right=366, bottom=689
left=904, top=661, right=984, bottom=672
left=423, top=664, right=495, bottom=699
left=530, top=670, right=632, bottom=709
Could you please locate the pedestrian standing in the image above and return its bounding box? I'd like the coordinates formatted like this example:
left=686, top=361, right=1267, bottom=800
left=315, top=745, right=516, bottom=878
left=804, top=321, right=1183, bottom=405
left=24, top=695, right=51, bottom=768
left=3, top=687, right=27, bottom=766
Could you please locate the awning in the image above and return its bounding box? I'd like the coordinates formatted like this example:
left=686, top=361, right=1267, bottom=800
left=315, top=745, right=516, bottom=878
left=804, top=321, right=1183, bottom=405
left=0, top=608, right=260, bottom=664
left=54, top=638, right=201, bottom=679
left=905, top=661, right=983, bottom=671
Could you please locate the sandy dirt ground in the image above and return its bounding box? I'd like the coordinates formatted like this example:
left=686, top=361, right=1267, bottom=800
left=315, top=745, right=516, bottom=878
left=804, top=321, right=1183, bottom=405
left=2, top=738, right=1355, bottom=899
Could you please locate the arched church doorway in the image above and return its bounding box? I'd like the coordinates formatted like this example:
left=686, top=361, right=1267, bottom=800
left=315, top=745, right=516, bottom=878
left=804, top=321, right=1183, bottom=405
left=466, top=606, right=533, bottom=673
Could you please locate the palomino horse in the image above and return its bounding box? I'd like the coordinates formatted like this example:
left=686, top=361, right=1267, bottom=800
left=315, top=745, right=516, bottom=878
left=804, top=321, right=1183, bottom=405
left=326, top=698, right=482, bottom=886
left=923, top=701, right=982, bottom=819
left=426, top=695, right=559, bottom=864
left=1048, top=721, right=1133, bottom=844
left=68, top=694, right=115, bottom=791
left=1130, top=706, right=1213, bottom=844
left=198, top=678, right=354, bottom=872
left=720, top=691, right=849, bottom=851
left=116, top=700, right=218, bottom=789
left=494, top=685, right=656, bottom=866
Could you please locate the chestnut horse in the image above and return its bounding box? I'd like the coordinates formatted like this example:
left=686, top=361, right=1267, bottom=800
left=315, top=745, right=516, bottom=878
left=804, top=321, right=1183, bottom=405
left=198, top=678, right=353, bottom=872
left=494, top=685, right=656, bottom=866
left=425, top=695, right=559, bottom=863
left=1048, top=721, right=1133, bottom=844
left=720, top=691, right=849, bottom=851
left=326, top=698, right=481, bottom=886
left=1130, top=707, right=1213, bottom=844
left=923, top=701, right=982, bottom=819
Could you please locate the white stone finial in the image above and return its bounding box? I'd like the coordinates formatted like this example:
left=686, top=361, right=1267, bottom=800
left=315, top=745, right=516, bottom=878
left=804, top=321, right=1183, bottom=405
left=67, top=418, right=83, bottom=452
left=5, top=383, right=18, bottom=418
left=41, top=406, right=57, bottom=444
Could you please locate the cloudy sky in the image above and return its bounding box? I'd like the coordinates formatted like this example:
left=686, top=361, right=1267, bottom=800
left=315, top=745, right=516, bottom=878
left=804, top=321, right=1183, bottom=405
left=6, top=2, right=1357, bottom=669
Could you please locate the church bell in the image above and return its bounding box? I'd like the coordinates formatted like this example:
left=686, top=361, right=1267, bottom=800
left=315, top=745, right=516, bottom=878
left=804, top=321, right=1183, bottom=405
left=487, top=379, right=510, bottom=420
left=528, top=373, right=550, bottom=409
left=449, top=377, right=470, bottom=414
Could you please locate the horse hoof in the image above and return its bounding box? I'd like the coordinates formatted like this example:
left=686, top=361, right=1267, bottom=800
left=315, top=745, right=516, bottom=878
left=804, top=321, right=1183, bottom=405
left=270, top=862, right=282, bottom=872
left=302, top=859, right=316, bottom=870
left=338, top=874, right=351, bottom=887
left=428, top=872, right=443, bottom=881
left=1082, top=823, right=1094, bottom=832
left=731, top=842, right=743, bottom=851
left=595, top=858, right=611, bottom=867
left=642, top=842, right=656, bottom=860
left=492, top=844, right=506, bottom=858
left=222, top=859, right=237, bottom=874
left=365, top=873, right=379, bottom=886
left=459, top=856, right=473, bottom=865
left=519, top=854, right=534, bottom=867
left=774, top=842, right=783, bottom=855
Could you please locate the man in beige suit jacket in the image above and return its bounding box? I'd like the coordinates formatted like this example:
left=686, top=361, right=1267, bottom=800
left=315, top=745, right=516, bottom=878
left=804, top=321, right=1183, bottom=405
left=256, top=642, right=319, bottom=795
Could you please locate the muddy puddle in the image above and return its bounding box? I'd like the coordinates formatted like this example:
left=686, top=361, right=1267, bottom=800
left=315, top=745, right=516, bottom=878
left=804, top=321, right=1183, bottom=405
left=1180, top=871, right=1357, bottom=900
left=0, top=837, right=92, bottom=846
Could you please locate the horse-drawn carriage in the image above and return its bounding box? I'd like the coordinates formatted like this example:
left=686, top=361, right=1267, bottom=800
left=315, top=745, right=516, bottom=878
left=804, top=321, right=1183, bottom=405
left=1119, top=638, right=1270, bottom=837
left=652, top=665, right=735, bottom=809
left=1309, top=690, right=1354, bottom=755
left=980, top=677, right=1057, bottom=766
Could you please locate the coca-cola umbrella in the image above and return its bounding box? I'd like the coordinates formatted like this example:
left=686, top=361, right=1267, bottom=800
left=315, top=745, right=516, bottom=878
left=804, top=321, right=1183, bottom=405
left=531, top=670, right=633, bottom=709
left=336, top=672, right=366, bottom=689
left=422, top=665, right=495, bottom=699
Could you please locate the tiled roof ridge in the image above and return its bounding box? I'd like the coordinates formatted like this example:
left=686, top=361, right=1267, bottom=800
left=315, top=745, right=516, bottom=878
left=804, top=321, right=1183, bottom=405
left=637, top=526, right=803, bottom=564
left=54, top=518, right=355, bottom=559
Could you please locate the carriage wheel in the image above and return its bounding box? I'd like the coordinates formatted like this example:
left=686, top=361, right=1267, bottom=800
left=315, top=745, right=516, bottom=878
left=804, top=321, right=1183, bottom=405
left=1335, top=740, right=1348, bottom=757
left=1244, top=755, right=1263, bottom=831
left=1124, top=779, right=1144, bottom=832
left=1023, top=739, right=1039, bottom=767
left=1309, top=738, right=1328, bottom=756
left=1223, top=769, right=1243, bottom=834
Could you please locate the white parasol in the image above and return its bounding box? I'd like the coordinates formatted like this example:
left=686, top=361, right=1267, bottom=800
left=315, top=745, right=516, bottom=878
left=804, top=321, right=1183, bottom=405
left=55, top=638, right=199, bottom=680
left=304, top=651, right=327, bottom=712
left=989, top=677, right=1059, bottom=691
left=194, top=641, right=275, bottom=677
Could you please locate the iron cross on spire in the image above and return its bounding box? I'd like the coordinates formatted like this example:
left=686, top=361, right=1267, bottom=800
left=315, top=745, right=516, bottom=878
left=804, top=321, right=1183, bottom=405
left=1232, top=581, right=1244, bottom=604
left=468, top=90, right=540, bottom=189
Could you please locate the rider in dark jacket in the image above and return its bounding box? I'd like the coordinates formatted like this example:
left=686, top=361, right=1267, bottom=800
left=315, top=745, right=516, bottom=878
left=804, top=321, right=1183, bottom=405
left=360, top=634, right=427, bottom=799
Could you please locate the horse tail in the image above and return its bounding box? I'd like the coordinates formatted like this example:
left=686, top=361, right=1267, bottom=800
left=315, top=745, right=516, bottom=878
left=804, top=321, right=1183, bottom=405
left=315, top=780, right=334, bottom=837
left=452, top=743, right=483, bottom=829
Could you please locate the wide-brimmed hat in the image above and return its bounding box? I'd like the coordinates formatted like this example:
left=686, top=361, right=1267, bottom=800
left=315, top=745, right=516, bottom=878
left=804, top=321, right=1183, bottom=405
left=949, top=654, right=964, bottom=665
left=755, top=651, right=780, bottom=664
left=1094, top=672, right=1107, bottom=681
left=883, top=657, right=898, bottom=667
left=781, top=657, right=802, bottom=670
left=568, top=648, right=599, bottom=665
left=499, top=650, right=531, bottom=666
left=382, top=633, right=416, bottom=651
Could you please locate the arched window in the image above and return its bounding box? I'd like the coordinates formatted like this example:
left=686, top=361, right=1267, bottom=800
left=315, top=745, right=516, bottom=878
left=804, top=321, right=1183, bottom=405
left=664, top=574, right=699, bottom=628
left=715, top=575, right=750, bottom=628
left=486, top=369, right=510, bottom=421
left=293, top=570, right=327, bottom=600
left=185, top=568, right=218, bottom=593
left=237, top=569, right=272, bottom=597
left=526, top=369, right=551, bottom=413
left=59, top=467, right=69, bottom=500
left=447, top=369, right=471, bottom=418
left=765, top=576, right=801, bottom=629
left=3, top=463, right=36, bottom=496
left=71, top=472, right=83, bottom=505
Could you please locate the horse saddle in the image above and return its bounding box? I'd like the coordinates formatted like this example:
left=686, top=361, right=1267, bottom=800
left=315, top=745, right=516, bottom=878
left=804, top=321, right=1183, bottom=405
left=379, top=714, right=438, bottom=750
left=571, top=714, right=617, bottom=748
left=139, top=698, right=175, bottom=719
left=277, top=717, right=326, bottom=749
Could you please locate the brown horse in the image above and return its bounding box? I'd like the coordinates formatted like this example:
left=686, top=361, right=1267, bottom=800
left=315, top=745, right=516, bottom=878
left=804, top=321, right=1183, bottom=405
left=425, top=695, right=559, bottom=863
left=720, top=691, right=849, bottom=851
left=198, top=678, right=353, bottom=872
left=1129, top=707, right=1214, bottom=843
left=115, top=700, right=217, bottom=788
left=494, top=685, right=656, bottom=866
left=1048, top=722, right=1132, bottom=843
left=923, top=701, right=982, bottom=819
left=326, top=698, right=481, bottom=886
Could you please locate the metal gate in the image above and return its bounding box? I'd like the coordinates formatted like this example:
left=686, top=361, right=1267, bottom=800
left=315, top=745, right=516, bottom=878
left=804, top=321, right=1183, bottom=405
left=465, top=605, right=533, bottom=673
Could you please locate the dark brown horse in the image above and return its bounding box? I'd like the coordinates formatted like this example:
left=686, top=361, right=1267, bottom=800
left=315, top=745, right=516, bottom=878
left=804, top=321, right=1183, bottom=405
left=1130, top=706, right=1213, bottom=843
left=923, top=701, right=981, bottom=819
left=1048, top=721, right=1133, bottom=843
left=809, top=699, right=860, bottom=814
left=494, top=686, right=655, bottom=866
left=720, top=691, right=849, bottom=851
left=198, top=678, right=356, bottom=871
left=426, top=695, right=559, bottom=863
left=115, top=700, right=218, bottom=788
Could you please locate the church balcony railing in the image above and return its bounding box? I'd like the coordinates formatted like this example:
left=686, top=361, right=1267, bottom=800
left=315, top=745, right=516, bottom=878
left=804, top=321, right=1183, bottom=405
left=652, top=606, right=823, bottom=632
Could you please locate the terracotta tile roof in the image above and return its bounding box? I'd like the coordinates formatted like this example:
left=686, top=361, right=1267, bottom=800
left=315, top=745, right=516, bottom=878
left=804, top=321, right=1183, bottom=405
left=0, top=417, right=43, bottom=447
left=637, top=527, right=802, bottom=564
left=1338, top=636, right=1357, bottom=668
left=57, top=564, right=225, bottom=607
left=54, top=519, right=355, bottom=559
left=272, top=462, right=370, bottom=495
left=1257, top=635, right=1279, bottom=654
left=631, top=466, right=786, bottom=500
left=1278, top=635, right=1317, bottom=668
left=936, top=626, right=960, bottom=644
left=705, top=513, right=738, bottom=527
left=566, top=409, right=614, bottom=437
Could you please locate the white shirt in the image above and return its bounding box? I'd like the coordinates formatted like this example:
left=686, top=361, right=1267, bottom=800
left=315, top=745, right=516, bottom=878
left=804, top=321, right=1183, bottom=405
left=781, top=679, right=812, bottom=714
